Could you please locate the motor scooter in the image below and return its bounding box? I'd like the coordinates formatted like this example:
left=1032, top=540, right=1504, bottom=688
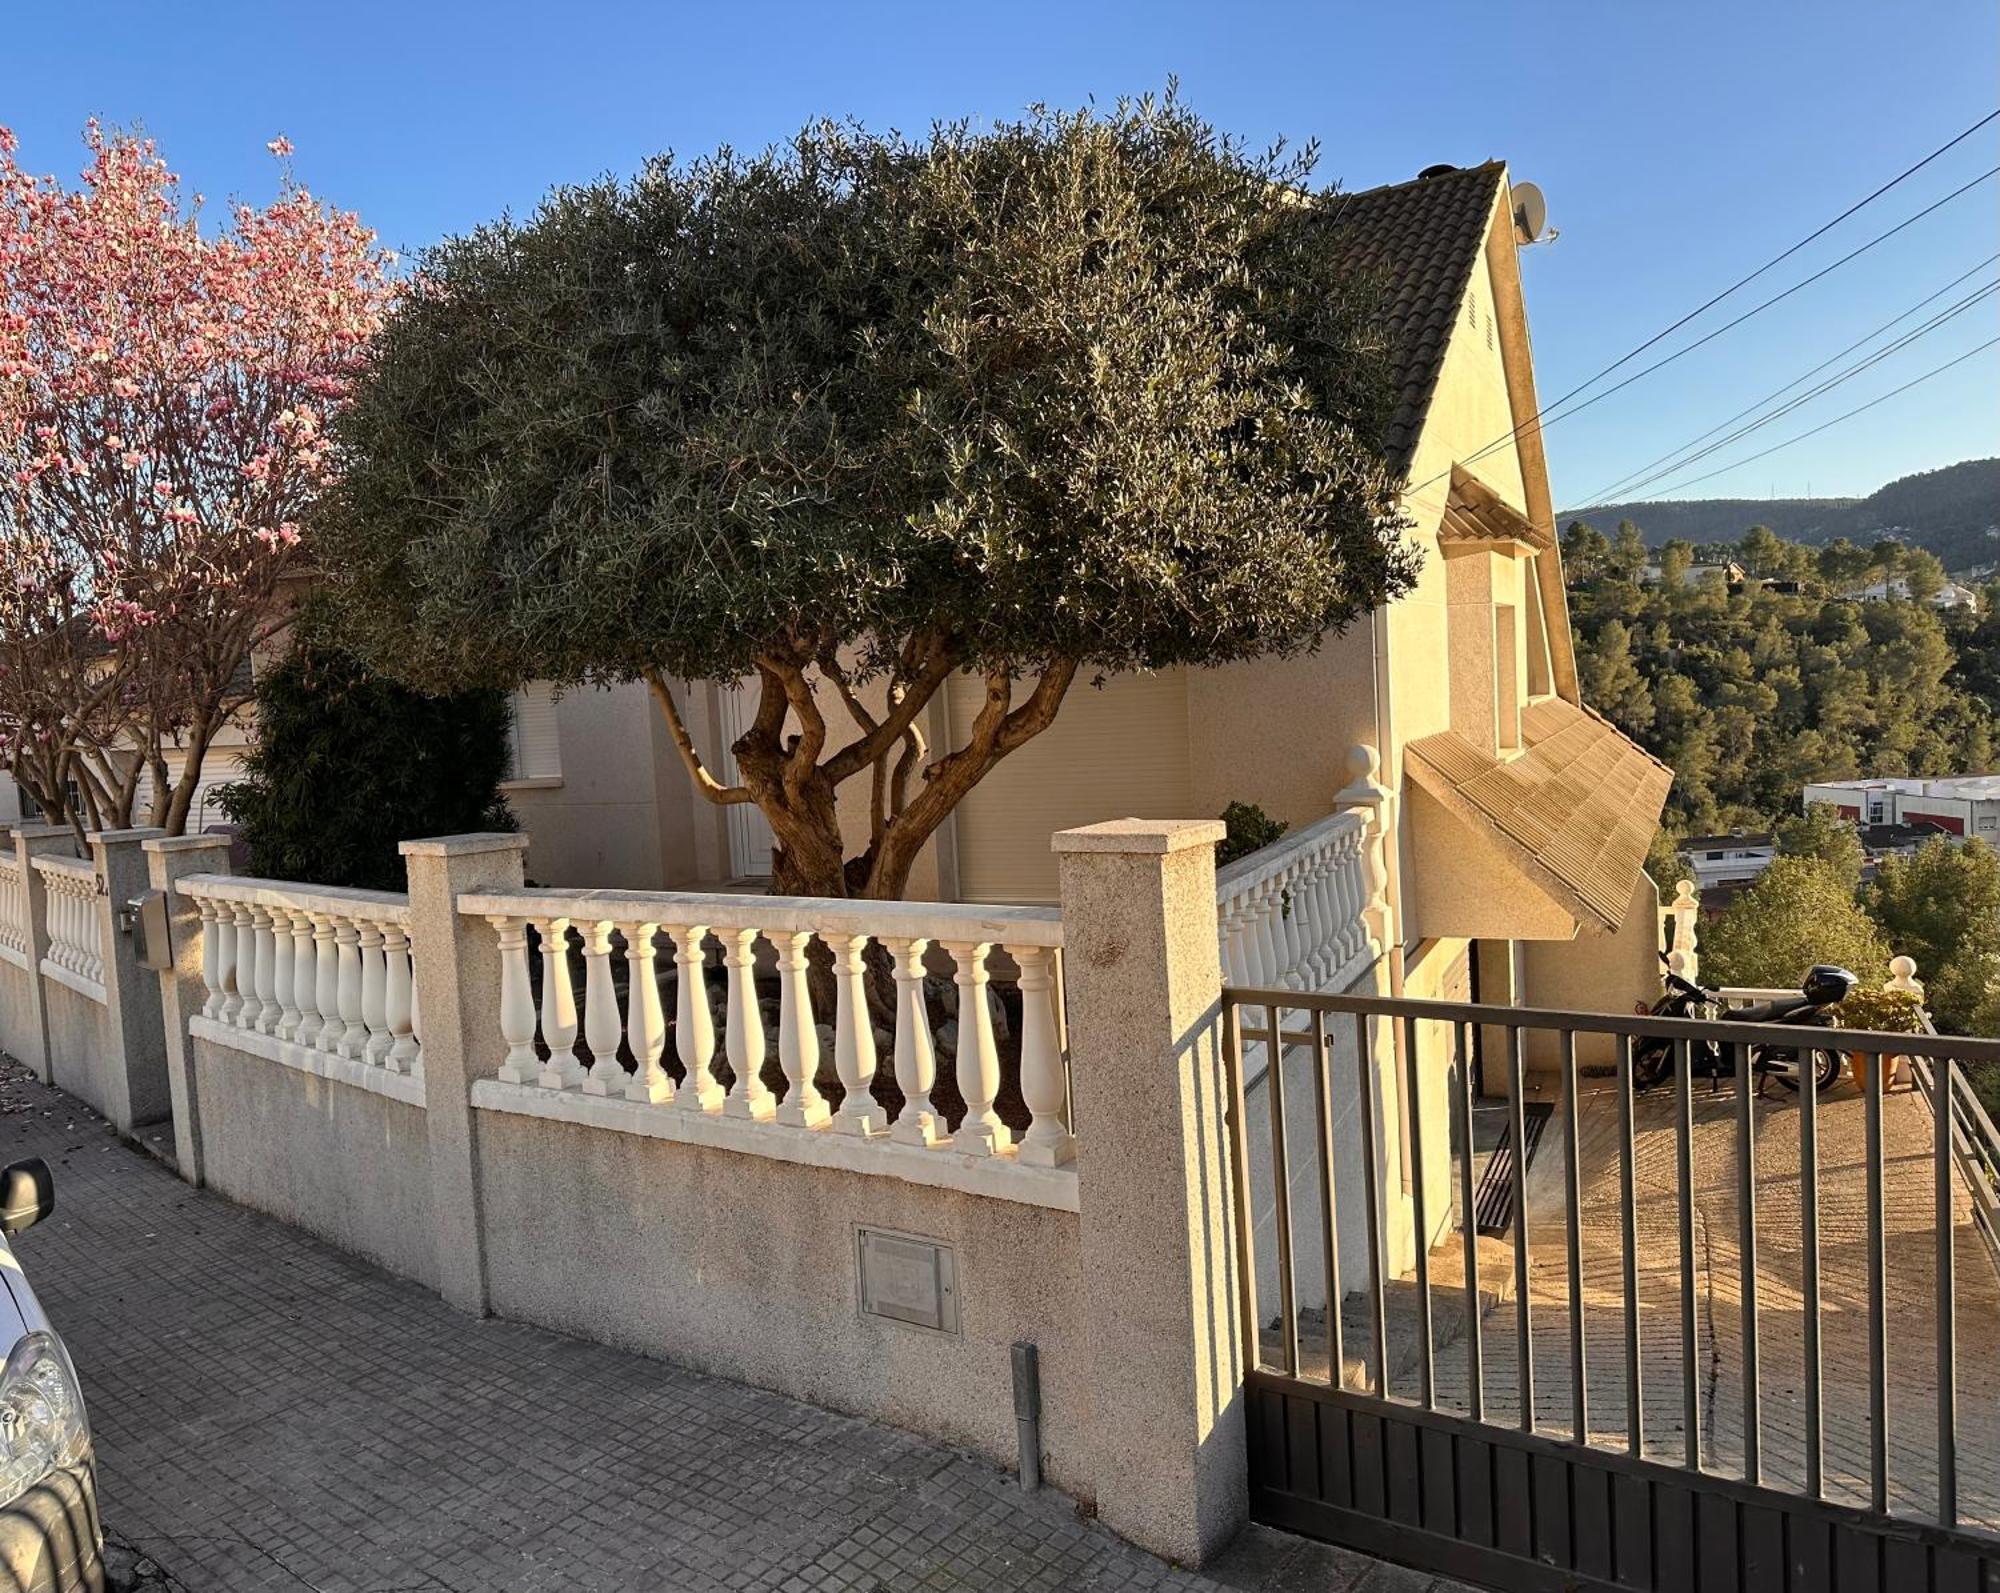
left=1633, top=957, right=1853, bottom=1095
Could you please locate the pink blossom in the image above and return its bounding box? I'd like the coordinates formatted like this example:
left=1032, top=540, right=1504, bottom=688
left=267, top=136, right=294, bottom=159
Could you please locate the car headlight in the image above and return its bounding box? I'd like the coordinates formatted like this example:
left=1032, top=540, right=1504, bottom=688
left=0, top=1332, right=90, bottom=1506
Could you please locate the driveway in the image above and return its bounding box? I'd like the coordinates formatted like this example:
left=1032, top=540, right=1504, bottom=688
left=0, top=1058, right=1477, bottom=1593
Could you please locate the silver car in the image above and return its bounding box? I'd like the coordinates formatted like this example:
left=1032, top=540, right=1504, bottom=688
left=0, top=1160, right=103, bottom=1593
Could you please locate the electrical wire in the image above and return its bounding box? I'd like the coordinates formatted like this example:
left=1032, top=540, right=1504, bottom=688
left=1627, top=336, right=2000, bottom=502
left=1401, top=107, right=2000, bottom=498
left=1583, top=277, right=1999, bottom=502
left=1577, top=252, right=2000, bottom=505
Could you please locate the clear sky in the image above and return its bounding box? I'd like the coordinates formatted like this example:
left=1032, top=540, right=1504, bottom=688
left=8, top=0, right=1997, bottom=510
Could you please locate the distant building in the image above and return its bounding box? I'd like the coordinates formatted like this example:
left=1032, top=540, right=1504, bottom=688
left=1804, top=777, right=2000, bottom=843
left=1682, top=831, right=1777, bottom=890
left=1843, top=576, right=1978, bottom=609
left=1641, top=559, right=1745, bottom=589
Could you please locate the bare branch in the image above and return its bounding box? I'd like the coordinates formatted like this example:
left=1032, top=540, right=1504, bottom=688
left=642, top=668, right=754, bottom=806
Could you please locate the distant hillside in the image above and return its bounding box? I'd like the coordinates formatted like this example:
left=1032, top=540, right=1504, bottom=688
left=1565, top=457, right=2000, bottom=572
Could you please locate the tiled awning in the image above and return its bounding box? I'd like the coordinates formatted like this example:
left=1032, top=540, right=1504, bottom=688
left=1405, top=698, right=1672, bottom=932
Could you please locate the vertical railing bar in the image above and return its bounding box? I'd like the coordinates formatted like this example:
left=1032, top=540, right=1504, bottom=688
left=1355, top=1012, right=1388, bottom=1400
left=1800, top=1023, right=1823, bottom=1500
left=1222, top=998, right=1262, bottom=1378
left=1454, top=1019, right=1484, bottom=1423
left=1561, top=1029, right=1586, bottom=1445
left=1267, top=1002, right=1299, bottom=1378
left=1618, top=1033, right=1642, bottom=1458
left=1734, top=1040, right=1760, bottom=1487
left=1309, top=1008, right=1346, bottom=1389
left=1403, top=1014, right=1434, bottom=1410
left=1676, top=1037, right=1701, bottom=1473
left=1933, top=1040, right=1957, bottom=1529
left=1865, top=1050, right=1888, bottom=1515
left=1507, top=1025, right=1533, bottom=1434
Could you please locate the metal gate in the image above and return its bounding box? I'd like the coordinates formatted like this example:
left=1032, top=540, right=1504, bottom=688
left=1220, top=985, right=2000, bottom=1592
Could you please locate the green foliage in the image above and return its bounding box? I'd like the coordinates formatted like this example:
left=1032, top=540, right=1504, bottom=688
left=1567, top=524, right=1995, bottom=839
left=1863, top=838, right=2000, bottom=1035
left=313, top=91, right=1416, bottom=898
left=1836, top=986, right=1928, bottom=1036
left=1699, top=857, right=1890, bottom=991
left=217, top=641, right=515, bottom=892
left=1774, top=802, right=1865, bottom=890
left=1217, top=801, right=1289, bottom=867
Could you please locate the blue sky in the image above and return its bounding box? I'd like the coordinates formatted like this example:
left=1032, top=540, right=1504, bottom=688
left=8, top=0, right=1997, bottom=510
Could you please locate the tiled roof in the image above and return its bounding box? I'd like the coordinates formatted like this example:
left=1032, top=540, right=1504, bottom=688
left=1325, top=162, right=1508, bottom=478
left=1439, top=465, right=1553, bottom=551
left=1405, top=697, right=1673, bottom=932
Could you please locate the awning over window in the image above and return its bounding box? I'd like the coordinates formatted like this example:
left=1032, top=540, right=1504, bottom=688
left=1405, top=697, right=1672, bottom=936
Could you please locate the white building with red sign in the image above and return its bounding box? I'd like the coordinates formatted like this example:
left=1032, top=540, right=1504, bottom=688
left=1804, top=775, right=2000, bottom=842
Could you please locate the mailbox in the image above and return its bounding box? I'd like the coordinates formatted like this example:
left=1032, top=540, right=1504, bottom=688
left=129, top=891, right=173, bottom=972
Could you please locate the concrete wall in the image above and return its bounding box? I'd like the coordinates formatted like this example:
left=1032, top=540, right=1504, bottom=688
left=475, top=1109, right=1091, bottom=1494
left=188, top=1034, right=439, bottom=1289
left=0, top=960, right=37, bottom=1069
left=1521, top=872, right=1666, bottom=1072
left=41, top=979, right=114, bottom=1116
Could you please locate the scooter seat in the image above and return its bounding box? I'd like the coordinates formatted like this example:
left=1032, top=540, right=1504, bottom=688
left=1730, top=995, right=1816, bottom=1023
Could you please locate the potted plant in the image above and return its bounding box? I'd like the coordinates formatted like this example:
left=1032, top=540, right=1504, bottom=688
left=1836, top=987, right=1928, bottom=1091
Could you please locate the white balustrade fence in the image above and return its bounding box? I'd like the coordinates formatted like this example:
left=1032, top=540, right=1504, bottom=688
left=1214, top=808, right=1373, bottom=994
left=32, top=853, right=105, bottom=997
left=456, top=889, right=1074, bottom=1170
left=0, top=856, right=29, bottom=971
left=176, top=877, right=422, bottom=1077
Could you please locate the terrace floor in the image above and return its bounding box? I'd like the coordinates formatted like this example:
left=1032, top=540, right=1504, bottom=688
left=1330, top=1064, right=2000, bottom=1538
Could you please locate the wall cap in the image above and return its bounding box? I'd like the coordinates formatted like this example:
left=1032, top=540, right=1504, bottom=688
left=8, top=823, right=73, bottom=842
left=398, top=832, right=531, bottom=859
left=1052, top=818, right=1226, bottom=856
left=142, top=834, right=234, bottom=855
left=89, top=827, right=169, bottom=848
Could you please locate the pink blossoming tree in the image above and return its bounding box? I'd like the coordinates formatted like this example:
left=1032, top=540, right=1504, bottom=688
left=0, top=123, right=394, bottom=835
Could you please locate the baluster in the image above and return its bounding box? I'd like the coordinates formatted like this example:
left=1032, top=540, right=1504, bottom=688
left=625, top=921, right=671, bottom=1104
left=312, top=914, right=341, bottom=1052
left=1276, top=864, right=1305, bottom=987
left=251, top=906, right=280, bottom=1033
left=1251, top=880, right=1283, bottom=988
left=721, top=925, right=773, bottom=1120
left=198, top=898, right=225, bottom=1018
left=832, top=931, right=886, bottom=1135
left=580, top=922, right=625, bottom=1096
left=1305, top=855, right=1338, bottom=987
left=945, top=940, right=1009, bottom=1156
left=288, top=910, right=318, bottom=1046
left=358, top=918, right=390, bottom=1064
left=534, top=916, right=585, bottom=1089
left=1015, top=944, right=1074, bottom=1166
left=670, top=924, right=722, bottom=1112
left=1215, top=901, right=1244, bottom=986
left=491, top=915, right=539, bottom=1083
left=271, top=909, right=301, bottom=1041
left=406, top=942, right=423, bottom=1074
left=335, top=918, right=367, bottom=1059
left=775, top=930, right=829, bottom=1128
left=890, top=937, right=943, bottom=1146
left=384, top=924, right=418, bottom=1073
left=220, top=903, right=250, bottom=1024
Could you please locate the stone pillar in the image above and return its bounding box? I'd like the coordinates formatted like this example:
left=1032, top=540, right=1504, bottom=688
left=1053, top=817, right=1244, bottom=1566
left=10, top=824, right=76, bottom=1083
left=87, top=828, right=170, bottom=1131
left=143, top=835, right=234, bottom=1183
left=401, top=832, right=529, bottom=1315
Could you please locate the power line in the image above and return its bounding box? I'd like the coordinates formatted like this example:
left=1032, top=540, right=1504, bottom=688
left=1403, top=106, right=2000, bottom=498
left=1578, top=252, right=2000, bottom=504
left=1628, top=336, right=2000, bottom=502
left=1582, top=277, right=1999, bottom=502
left=1449, top=164, right=1999, bottom=482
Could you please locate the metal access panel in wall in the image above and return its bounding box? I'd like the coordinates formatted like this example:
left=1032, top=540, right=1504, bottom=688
left=856, top=1227, right=960, bottom=1335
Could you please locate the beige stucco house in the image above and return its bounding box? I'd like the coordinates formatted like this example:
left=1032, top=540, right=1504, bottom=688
left=496, top=160, right=1670, bottom=1041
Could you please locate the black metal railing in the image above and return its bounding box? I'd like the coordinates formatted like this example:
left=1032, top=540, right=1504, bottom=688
left=1221, top=984, right=2000, bottom=1537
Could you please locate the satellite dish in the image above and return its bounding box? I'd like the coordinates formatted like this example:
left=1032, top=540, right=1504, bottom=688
left=1513, top=181, right=1549, bottom=244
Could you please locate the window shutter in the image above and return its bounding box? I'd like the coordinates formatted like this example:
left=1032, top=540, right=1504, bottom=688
left=508, top=684, right=563, bottom=781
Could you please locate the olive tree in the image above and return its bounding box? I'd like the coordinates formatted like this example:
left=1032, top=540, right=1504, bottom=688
left=318, top=95, right=1415, bottom=899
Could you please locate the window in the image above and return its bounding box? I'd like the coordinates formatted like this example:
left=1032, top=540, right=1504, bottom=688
left=506, top=683, right=562, bottom=784
left=1494, top=605, right=1520, bottom=751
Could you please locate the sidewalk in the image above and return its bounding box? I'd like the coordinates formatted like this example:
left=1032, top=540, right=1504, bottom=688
left=0, top=1058, right=1475, bottom=1593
